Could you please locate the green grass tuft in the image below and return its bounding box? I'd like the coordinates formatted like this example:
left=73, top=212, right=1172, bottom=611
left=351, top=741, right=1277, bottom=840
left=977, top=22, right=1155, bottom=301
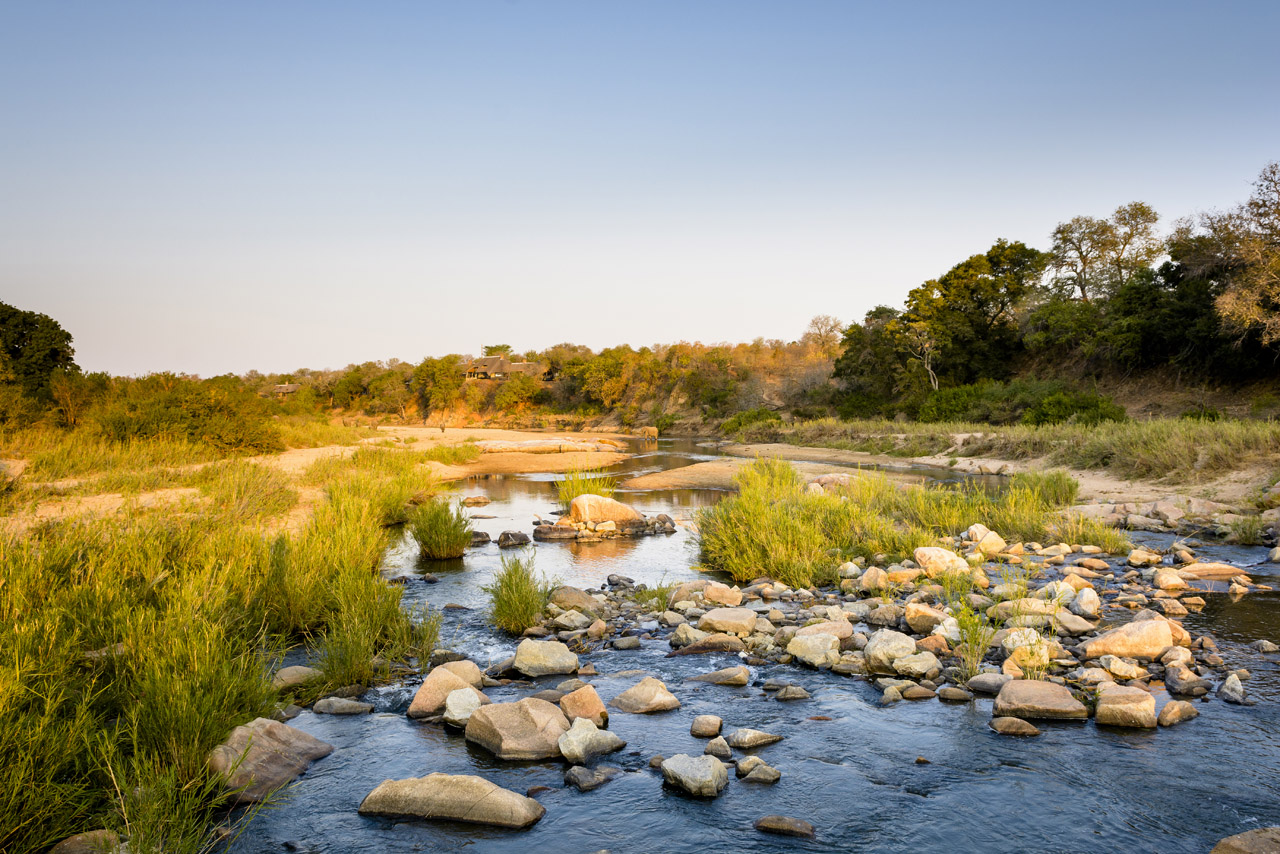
left=556, top=468, right=618, bottom=510
left=407, top=499, right=472, bottom=559
left=483, top=553, right=554, bottom=634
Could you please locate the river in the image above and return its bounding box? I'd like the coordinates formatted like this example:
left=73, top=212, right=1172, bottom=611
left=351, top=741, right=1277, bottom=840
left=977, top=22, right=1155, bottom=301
left=230, top=438, right=1280, bottom=854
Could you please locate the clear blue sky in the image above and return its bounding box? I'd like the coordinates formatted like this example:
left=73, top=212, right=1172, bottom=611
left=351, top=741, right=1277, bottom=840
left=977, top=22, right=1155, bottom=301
left=2, top=1, right=1277, bottom=376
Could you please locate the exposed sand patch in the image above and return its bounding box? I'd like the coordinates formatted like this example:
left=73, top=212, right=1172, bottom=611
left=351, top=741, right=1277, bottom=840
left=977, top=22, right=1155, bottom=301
left=623, top=457, right=926, bottom=491
left=1, top=458, right=27, bottom=478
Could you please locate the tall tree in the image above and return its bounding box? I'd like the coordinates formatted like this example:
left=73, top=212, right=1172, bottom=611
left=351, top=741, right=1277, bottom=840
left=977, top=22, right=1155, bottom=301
left=0, top=302, right=77, bottom=398
left=412, top=355, right=464, bottom=429
left=1050, top=202, right=1161, bottom=302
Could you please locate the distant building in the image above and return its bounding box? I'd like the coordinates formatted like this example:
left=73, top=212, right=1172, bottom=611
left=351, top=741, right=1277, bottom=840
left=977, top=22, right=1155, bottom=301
left=462, top=357, right=548, bottom=381
left=269, top=383, right=302, bottom=399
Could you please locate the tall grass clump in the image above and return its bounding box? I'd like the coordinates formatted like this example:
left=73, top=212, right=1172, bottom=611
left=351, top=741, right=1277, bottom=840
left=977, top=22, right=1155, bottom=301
left=483, top=553, right=554, bottom=634
left=557, top=467, right=618, bottom=510
left=407, top=498, right=472, bottom=559
left=1009, top=469, right=1079, bottom=506
left=954, top=606, right=995, bottom=680
left=194, top=460, right=298, bottom=523
left=1052, top=515, right=1133, bottom=554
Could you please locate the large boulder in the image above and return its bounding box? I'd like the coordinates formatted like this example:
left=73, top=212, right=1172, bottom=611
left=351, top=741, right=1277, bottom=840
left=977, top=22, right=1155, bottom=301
left=795, top=619, right=853, bottom=640
left=1094, top=684, right=1157, bottom=728
left=464, top=698, right=570, bottom=760
left=557, top=717, right=626, bottom=764
left=549, top=586, right=600, bottom=615
left=512, top=639, right=579, bottom=677
left=409, top=667, right=485, bottom=719
left=703, top=581, right=743, bottom=606
left=567, top=494, right=642, bottom=525
left=1078, top=620, right=1174, bottom=660
left=358, top=773, right=545, bottom=829
left=914, top=547, right=969, bottom=577
left=864, top=629, right=918, bottom=674
left=271, top=665, right=321, bottom=690
left=697, top=608, right=757, bottom=634
left=559, top=684, right=609, bottom=727
left=660, top=754, right=729, bottom=797
left=208, top=718, right=333, bottom=804
left=992, top=680, right=1087, bottom=720
left=786, top=634, right=840, bottom=669
left=904, top=603, right=948, bottom=634
left=610, top=677, right=680, bottom=713
left=1211, top=827, right=1280, bottom=854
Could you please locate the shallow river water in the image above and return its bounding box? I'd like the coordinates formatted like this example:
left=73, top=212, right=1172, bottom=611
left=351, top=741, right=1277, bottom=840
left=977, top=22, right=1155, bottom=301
left=232, top=439, right=1280, bottom=854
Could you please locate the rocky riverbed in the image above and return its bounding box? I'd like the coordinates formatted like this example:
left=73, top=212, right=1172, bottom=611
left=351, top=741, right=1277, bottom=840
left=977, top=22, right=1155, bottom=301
left=220, top=439, right=1280, bottom=854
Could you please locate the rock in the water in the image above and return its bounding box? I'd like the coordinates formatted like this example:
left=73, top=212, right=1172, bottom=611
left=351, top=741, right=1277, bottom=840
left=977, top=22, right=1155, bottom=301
left=557, top=717, right=626, bottom=764
left=271, top=665, right=321, bottom=690
left=1069, top=587, right=1101, bottom=619
left=697, top=607, right=757, bottom=634
left=549, top=586, right=600, bottom=615
left=1218, top=673, right=1249, bottom=704
left=1211, top=827, right=1280, bottom=854
left=704, top=735, right=732, bottom=759
left=989, top=716, right=1041, bottom=736
left=1158, top=700, right=1199, bottom=727
left=703, top=581, right=744, bottom=606
left=208, top=718, right=333, bottom=804
left=512, top=639, right=580, bottom=677
left=754, top=815, right=815, bottom=838
left=938, top=686, right=974, bottom=702
left=864, top=629, right=918, bottom=674
left=610, top=677, right=680, bottom=713
left=726, top=727, right=783, bottom=749
left=358, top=773, right=545, bottom=828
left=905, top=602, right=948, bottom=634
left=992, top=680, right=1087, bottom=720
left=567, top=494, right=642, bottom=525
left=1078, top=619, right=1174, bottom=660
left=408, top=666, right=486, bottom=719
left=497, top=531, right=531, bottom=548
left=564, top=764, right=622, bottom=792
left=49, top=830, right=121, bottom=854
left=559, top=684, right=609, bottom=728
left=1165, top=663, right=1212, bottom=697
left=443, top=688, right=487, bottom=728
left=893, top=651, right=940, bottom=680
left=787, top=633, right=840, bottom=668
left=314, top=697, right=372, bottom=715
left=691, top=715, right=723, bottom=737
left=914, top=546, right=969, bottom=577
left=688, top=665, right=750, bottom=686
left=968, top=673, right=1012, bottom=695
left=775, top=685, right=810, bottom=701
left=795, top=619, right=854, bottom=640
left=660, top=754, right=729, bottom=797
left=464, top=698, right=570, bottom=760
left=743, top=764, right=782, bottom=784
left=1094, top=684, right=1156, bottom=728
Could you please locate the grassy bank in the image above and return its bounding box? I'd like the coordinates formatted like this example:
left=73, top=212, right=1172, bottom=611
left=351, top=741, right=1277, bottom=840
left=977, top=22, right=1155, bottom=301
left=736, top=417, right=1280, bottom=481
left=0, top=431, right=444, bottom=854
left=696, top=458, right=1128, bottom=588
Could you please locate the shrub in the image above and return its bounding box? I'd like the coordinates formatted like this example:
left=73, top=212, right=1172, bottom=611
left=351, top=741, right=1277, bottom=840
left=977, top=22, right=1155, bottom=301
left=954, top=606, right=995, bottom=680
left=1022, top=391, right=1126, bottom=427
left=407, top=499, right=472, bottom=560
left=1008, top=470, right=1079, bottom=507
left=721, top=407, right=782, bottom=436
left=483, top=554, right=553, bottom=634
left=557, top=468, right=617, bottom=510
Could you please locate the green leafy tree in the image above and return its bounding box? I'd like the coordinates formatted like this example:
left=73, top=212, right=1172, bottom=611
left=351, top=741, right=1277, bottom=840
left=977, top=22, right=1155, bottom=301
left=0, top=302, right=77, bottom=399
left=482, top=344, right=513, bottom=357
left=832, top=306, right=903, bottom=416
left=412, top=355, right=464, bottom=429
left=493, top=373, right=539, bottom=412
left=1051, top=202, right=1161, bottom=302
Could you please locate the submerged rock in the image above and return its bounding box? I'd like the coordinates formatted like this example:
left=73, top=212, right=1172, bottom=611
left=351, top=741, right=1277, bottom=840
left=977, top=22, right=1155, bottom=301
left=313, top=697, right=372, bottom=715
left=726, top=727, right=784, bottom=749
left=989, top=716, right=1040, bottom=736
left=564, top=764, right=622, bottom=792
left=755, top=815, right=815, bottom=838
left=208, top=718, right=333, bottom=804
left=687, top=665, right=750, bottom=686
left=358, top=773, right=545, bottom=828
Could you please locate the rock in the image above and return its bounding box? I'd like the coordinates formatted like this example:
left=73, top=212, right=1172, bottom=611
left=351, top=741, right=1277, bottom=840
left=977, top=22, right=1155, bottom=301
left=1165, top=664, right=1212, bottom=697
left=49, top=830, right=121, bottom=854
left=612, top=636, right=642, bottom=650
left=1178, top=561, right=1248, bottom=580
left=787, top=634, right=840, bottom=668
left=795, top=619, right=854, bottom=640
left=1219, top=673, right=1249, bottom=704
left=1127, top=548, right=1163, bottom=567
left=989, top=716, right=1041, bottom=736
left=755, top=815, right=815, bottom=838
left=691, top=715, right=723, bottom=737
left=968, top=672, right=1012, bottom=694
left=271, top=665, right=321, bottom=690
left=905, top=603, right=948, bottom=634
left=864, top=629, right=918, bottom=674
left=464, top=698, right=570, bottom=760
left=549, top=585, right=599, bottom=614
left=470, top=531, right=492, bottom=547
left=551, top=609, right=593, bottom=631
left=901, top=685, right=936, bottom=700
left=567, top=494, right=642, bottom=525
left=776, top=685, right=810, bottom=700
left=726, top=727, right=784, bottom=749
left=704, top=735, right=732, bottom=758
left=665, top=633, right=746, bottom=656
left=1098, top=655, right=1144, bottom=680
left=1078, top=619, right=1174, bottom=660
left=990, top=598, right=1060, bottom=621
left=697, top=607, right=757, bottom=634
left=557, top=717, right=626, bottom=764
left=860, top=566, right=889, bottom=592
left=409, top=667, right=485, bottom=719
left=439, top=684, right=486, bottom=726
left=1269, top=547, right=1280, bottom=563
left=1211, top=827, right=1280, bottom=854
left=563, top=764, right=622, bottom=792
left=497, top=531, right=531, bottom=548
left=358, top=773, right=545, bottom=829
left=914, top=546, right=969, bottom=577
left=938, top=686, right=973, bottom=702
left=992, top=680, right=1087, bottom=720
left=1094, top=684, right=1157, bottom=728
left=1152, top=568, right=1188, bottom=591
left=314, top=697, right=373, bottom=715
left=610, top=677, right=680, bottom=713
left=1250, top=639, right=1280, bottom=653
left=559, top=685, right=609, bottom=728
left=1158, top=700, right=1199, bottom=726
left=1069, top=588, right=1101, bottom=619
left=209, top=718, right=333, bottom=803
left=688, top=665, right=750, bottom=686
left=1055, top=611, right=1095, bottom=636
left=534, top=524, right=581, bottom=541
left=703, top=581, right=743, bottom=606
left=743, top=764, right=782, bottom=783
left=975, top=530, right=1007, bottom=556
left=513, top=639, right=579, bottom=677
left=893, top=651, right=941, bottom=679
left=660, top=754, right=729, bottom=797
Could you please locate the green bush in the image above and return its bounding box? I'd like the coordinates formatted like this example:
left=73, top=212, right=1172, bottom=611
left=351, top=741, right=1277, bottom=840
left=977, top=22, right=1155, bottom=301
left=721, top=407, right=782, bottom=436
left=1008, top=469, right=1079, bottom=506
left=407, top=499, right=472, bottom=559
left=1022, top=391, right=1126, bottom=426
left=483, top=553, right=553, bottom=634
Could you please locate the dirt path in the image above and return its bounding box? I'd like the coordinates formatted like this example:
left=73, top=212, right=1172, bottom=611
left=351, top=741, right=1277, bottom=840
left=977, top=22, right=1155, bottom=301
left=724, top=442, right=1265, bottom=507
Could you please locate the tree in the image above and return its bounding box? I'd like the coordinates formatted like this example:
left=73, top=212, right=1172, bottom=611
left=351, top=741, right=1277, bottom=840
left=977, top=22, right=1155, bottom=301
left=1050, top=203, right=1161, bottom=302
left=483, top=344, right=513, bottom=357
left=832, top=306, right=903, bottom=416
left=801, top=315, right=843, bottom=359
left=493, top=373, right=539, bottom=412
left=0, top=302, right=77, bottom=398
left=412, top=356, right=464, bottom=429
left=1200, top=162, right=1280, bottom=344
